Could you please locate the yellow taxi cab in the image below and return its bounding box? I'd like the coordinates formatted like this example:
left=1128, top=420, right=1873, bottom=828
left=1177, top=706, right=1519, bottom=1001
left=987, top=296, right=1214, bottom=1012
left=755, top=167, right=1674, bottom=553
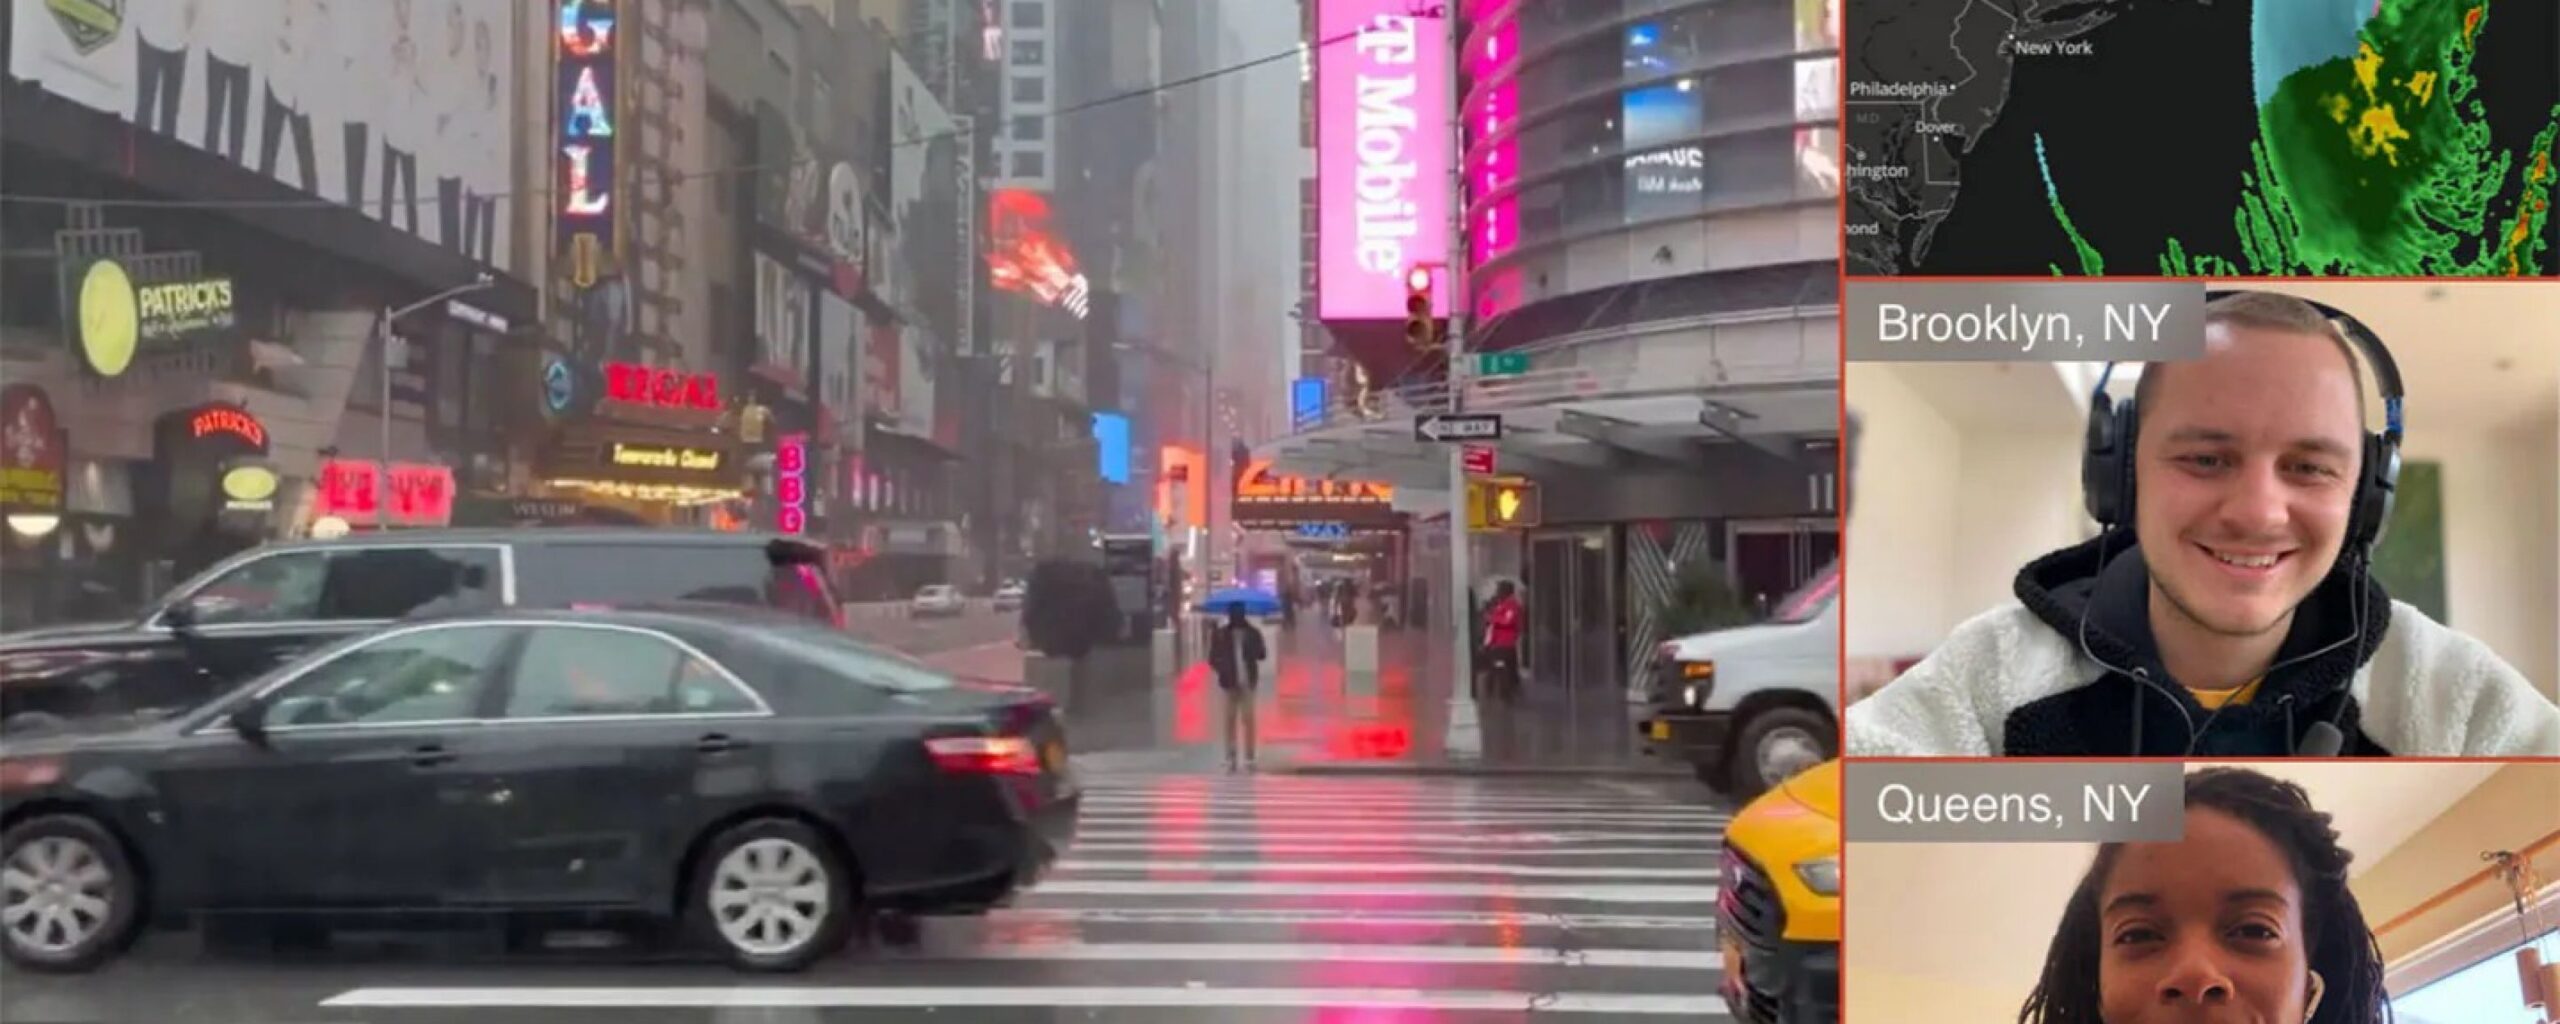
left=1717, top=758, right=1840, bottom=1023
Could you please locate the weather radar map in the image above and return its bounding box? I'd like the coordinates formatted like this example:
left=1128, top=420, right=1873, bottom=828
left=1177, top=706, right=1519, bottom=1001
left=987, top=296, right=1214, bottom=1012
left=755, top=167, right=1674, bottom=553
left=1845, top=0, right=2559, bottom=276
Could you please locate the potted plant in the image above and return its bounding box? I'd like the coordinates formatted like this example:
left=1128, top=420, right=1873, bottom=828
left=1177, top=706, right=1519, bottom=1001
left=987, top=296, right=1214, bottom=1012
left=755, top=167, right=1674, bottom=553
left=1658, top=560, right=1758, bottom=641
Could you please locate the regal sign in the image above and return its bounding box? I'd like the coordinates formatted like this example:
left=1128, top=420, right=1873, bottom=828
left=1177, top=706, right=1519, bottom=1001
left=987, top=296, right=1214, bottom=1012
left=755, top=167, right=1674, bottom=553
left=603, top=361, right=720, bottom=410
left=555, top=0, right=621, bottom=287
left=1316, top=0, right=1450, bottom=322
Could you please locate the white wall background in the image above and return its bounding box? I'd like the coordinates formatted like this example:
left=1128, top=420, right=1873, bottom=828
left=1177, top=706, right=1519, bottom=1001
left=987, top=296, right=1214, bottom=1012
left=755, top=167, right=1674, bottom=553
left=2410, top=413, right=2560, bottom=702
left=1843, top=364, right=1963, bottom=661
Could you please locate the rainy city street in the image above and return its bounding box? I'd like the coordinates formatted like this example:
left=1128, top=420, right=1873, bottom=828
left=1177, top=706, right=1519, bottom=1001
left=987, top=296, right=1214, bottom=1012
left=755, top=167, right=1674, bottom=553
left=1, top=624, right=1723, bottom=1023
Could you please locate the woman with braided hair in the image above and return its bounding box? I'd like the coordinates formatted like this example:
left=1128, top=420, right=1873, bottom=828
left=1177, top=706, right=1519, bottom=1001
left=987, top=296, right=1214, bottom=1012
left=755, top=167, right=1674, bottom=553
left=2019, top=766, right=2393, bottom=1024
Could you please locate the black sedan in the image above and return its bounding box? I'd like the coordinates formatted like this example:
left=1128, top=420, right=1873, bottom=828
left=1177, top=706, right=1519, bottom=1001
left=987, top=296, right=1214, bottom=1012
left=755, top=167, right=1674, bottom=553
left=0, top=607, right=1079, bottom=973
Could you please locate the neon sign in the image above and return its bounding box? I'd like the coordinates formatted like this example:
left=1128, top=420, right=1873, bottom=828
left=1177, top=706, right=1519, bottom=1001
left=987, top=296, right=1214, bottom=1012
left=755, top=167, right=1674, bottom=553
left=555, top=0, right=620, bottom=286
left=775, top=433, right=808, bottom=535
left=1234, top=459, right=1393, bottom=503
left=313, top=460, right=456, bottom=526
left=603, top=361, right=720, bottom=410
left=188, top=405, right=268, bottom=450
left=1317, top=0, right=1450, bottom=321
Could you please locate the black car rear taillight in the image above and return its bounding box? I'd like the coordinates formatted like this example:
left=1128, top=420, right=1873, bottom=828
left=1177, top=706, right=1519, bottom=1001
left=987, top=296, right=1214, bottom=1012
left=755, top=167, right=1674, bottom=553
left=926, top=735, right=1043, bottom=775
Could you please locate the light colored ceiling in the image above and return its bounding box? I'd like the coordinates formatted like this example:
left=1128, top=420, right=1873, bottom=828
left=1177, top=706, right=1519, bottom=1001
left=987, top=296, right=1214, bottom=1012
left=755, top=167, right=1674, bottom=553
left=2213, top=280, right=2560, bottom=433
left=1857, top=361, right=2087, bottom=431
left=1849, top=762, right=2504, bottom=999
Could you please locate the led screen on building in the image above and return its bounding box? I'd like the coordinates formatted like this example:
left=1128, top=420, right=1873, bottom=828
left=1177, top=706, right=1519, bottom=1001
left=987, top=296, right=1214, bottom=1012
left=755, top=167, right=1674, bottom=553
left=557, top=0, right=620, bottom=286
left=1316, top=0, right=1451, bottom=322
left=985, top=189, right=1090, bottom=319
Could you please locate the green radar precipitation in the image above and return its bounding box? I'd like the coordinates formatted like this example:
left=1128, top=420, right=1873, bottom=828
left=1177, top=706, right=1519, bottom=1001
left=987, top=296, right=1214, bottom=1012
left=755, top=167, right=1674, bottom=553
left=2040, top=0, right=2556, bottom=276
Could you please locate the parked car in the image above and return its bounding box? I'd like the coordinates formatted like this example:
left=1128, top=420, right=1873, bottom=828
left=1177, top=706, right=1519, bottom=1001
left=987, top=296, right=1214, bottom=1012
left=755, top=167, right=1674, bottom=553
left=1639, top=562, right=1840, bottom=804
left=0, top=606, right=1079, bottom=973
left=0, top=530, right=842, bottom=734
left=910, top=584, right=965, bottom=618
left=991, top=580, right=1027, bottom=612
left=1719, top=760, right=1840, bottom=1023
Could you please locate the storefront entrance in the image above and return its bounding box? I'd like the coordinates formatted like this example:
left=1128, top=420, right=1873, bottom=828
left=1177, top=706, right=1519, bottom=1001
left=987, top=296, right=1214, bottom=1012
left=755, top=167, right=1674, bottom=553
left=1525, top=528, right=1618, bottom=696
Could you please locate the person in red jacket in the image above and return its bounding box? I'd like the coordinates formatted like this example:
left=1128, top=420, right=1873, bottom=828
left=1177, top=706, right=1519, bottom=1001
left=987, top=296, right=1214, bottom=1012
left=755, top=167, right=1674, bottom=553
left=1480, top=581, right=1524, bottom=703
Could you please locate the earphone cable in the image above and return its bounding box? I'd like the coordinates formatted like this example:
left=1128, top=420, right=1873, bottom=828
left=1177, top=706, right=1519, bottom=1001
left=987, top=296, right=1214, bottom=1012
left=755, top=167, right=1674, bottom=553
left=2077, top=528, right=2196, bottom=755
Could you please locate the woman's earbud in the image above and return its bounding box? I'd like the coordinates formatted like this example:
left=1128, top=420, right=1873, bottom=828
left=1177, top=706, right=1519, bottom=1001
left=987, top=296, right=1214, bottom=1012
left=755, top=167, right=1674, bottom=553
left=2303, top=970, right=2326, bottom=1023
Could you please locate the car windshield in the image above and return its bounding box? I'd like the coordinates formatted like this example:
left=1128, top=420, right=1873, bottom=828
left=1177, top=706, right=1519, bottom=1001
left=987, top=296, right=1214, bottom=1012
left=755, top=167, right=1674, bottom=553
left=751, top=624, right=956, bottom=693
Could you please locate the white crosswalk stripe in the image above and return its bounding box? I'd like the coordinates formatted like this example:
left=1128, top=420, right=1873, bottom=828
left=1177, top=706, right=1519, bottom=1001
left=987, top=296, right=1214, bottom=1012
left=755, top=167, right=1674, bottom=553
left=320, top=773, right=1729, bottom=1018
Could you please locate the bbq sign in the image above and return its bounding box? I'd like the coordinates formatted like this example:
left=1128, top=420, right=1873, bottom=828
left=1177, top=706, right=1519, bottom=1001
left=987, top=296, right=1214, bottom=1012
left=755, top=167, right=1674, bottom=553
left=556, top=0, right=621, bottom=287
left=775, top=432, right=809, bottom=535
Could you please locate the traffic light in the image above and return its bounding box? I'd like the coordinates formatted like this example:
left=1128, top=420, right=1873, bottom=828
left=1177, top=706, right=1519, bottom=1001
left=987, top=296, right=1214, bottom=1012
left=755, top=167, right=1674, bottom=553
left=1404, top=264, right=1440, bottom=351
left=1467, top=477, right=1542, bottom=530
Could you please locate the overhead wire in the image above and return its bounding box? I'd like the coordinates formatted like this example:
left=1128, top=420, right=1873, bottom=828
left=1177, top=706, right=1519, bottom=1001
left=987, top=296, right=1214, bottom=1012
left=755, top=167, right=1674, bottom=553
left=0, top=18, right=1398, bottom=211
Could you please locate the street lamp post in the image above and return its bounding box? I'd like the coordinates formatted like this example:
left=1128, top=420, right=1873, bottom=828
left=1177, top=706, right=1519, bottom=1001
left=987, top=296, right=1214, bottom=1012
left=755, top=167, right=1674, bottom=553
left=378, top=274, right=497, bottom=529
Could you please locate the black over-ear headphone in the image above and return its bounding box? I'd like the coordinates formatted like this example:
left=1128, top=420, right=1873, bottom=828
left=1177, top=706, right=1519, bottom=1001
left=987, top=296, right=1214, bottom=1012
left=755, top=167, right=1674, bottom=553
left=2080, top=290, right=2407, bottom=559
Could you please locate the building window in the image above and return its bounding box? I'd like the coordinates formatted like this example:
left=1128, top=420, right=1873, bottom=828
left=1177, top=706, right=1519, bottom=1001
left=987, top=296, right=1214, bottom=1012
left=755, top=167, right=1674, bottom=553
left=1012, top=115, right=1043, bottom=141
left=1011, top=2, right=1044, bottom=29
left=1011, top=150, right=1046, bottom=178
left=1012, top=75, right=1045, bottom=104
left=1012, top=40, right=1044, bottom=66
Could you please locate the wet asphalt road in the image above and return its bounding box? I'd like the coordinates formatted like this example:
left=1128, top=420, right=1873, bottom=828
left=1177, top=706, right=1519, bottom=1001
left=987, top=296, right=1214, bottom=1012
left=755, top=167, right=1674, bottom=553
left=0, top=767, right=1723, bottom=1023
left=3, top=614, right=1725, bottom=1022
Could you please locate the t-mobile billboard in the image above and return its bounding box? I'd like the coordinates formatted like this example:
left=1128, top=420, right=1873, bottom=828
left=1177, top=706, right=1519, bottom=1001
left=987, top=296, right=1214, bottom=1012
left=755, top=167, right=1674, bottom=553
left=1317, top=1, right=1451, bottom=322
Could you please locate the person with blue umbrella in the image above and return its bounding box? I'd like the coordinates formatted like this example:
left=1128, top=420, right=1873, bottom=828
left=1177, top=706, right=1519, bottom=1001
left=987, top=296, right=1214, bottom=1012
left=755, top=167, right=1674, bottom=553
left=1208, top=602, right=1268, bottom=772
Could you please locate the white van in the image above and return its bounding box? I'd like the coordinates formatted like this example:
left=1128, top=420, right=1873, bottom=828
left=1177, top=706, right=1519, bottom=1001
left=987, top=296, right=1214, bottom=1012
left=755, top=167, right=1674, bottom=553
left=1638, top=562, right=1840, bottom=803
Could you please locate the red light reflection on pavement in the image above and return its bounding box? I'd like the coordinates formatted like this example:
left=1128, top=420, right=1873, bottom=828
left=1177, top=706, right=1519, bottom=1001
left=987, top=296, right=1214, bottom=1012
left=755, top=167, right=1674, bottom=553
left=1174, top=662, right=1212, bottom=743
left=1165, top=634, right=1437, bottom=766
left=1146, top=778, right=1218, bottom=881
left=1327, top=723, right=1410, bottom=760
left=1304, top=1009, right=1454, bottom=1024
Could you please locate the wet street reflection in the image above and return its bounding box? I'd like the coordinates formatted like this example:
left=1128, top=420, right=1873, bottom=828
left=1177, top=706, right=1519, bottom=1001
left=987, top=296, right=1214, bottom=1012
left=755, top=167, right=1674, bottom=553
left=0, top=765, right=1720, bottom=1023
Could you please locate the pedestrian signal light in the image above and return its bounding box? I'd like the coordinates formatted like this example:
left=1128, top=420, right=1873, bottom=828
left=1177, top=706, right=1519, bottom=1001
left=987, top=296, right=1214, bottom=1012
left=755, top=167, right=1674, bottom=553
left=1468, top=478, right=1542, bottom=530
left=1404, top=265, right=1439, bottom=351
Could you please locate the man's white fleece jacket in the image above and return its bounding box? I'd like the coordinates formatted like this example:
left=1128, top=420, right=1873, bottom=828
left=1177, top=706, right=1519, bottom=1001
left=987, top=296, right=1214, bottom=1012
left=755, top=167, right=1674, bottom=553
left=1848, top=600, right=2560, bottom=757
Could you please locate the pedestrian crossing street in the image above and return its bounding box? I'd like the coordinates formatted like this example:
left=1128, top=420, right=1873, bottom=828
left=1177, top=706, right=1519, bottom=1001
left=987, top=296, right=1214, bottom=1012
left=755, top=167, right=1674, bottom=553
left=6, top=769, right=1731, bottom=1023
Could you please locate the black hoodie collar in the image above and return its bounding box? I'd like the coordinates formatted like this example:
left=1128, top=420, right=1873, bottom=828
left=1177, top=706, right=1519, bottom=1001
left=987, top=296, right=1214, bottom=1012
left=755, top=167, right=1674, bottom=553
left=2006, top=532, right=2394, bottom=756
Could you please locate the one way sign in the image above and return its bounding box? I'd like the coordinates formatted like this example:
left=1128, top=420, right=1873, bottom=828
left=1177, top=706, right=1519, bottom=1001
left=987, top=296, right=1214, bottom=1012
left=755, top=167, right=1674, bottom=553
left=1414, top=413, right=1503, bottom=442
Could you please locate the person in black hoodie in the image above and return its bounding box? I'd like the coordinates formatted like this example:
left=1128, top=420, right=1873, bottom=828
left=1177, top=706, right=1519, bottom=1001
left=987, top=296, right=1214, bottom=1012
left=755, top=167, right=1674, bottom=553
left=1848, top=290, right=2557, bottom=757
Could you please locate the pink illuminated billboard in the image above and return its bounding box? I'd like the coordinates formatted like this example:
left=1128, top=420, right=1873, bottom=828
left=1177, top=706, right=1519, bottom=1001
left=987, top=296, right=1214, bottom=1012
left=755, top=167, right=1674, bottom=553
left=1317, top=0, right=1452, bottom=322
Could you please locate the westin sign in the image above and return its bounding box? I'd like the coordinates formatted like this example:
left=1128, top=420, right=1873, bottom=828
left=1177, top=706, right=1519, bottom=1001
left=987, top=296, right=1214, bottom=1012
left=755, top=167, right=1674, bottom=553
left=1317, top=0, right=1450, bottom=322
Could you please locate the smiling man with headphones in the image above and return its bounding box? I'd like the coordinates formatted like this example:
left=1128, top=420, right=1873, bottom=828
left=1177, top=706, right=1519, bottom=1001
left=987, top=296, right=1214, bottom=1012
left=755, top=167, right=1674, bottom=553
left=1847, top=290, right=2559, bottom=757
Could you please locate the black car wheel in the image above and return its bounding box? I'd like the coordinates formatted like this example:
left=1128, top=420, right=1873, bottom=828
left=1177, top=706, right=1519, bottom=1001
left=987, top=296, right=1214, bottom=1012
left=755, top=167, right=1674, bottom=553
left=0, top=814, right=142, bottom=973
left=1724, top=707, right=1835, bottom=806
left=689, top=818, right=855, bottom=972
